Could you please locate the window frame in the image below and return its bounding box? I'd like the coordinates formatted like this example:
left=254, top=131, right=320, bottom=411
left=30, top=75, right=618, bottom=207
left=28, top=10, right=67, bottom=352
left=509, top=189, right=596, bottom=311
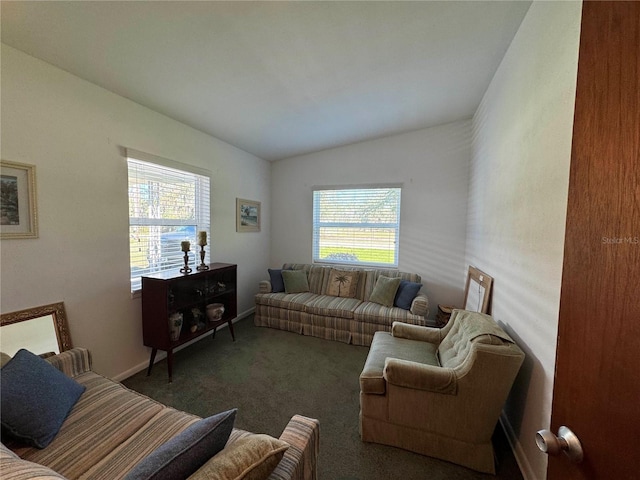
left=312, top=184, right=402, bottom=268
left=126, top=149, right=211, bottom=294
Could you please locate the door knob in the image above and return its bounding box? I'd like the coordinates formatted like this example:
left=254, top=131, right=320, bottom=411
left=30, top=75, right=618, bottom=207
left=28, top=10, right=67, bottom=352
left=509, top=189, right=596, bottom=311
left=536, top=426, right=583, bottom=463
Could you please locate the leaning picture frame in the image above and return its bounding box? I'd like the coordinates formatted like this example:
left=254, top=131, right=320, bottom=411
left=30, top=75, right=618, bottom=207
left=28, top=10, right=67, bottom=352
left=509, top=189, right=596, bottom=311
left=236, top=198, right=261, bottom=232
left=1, top=160, right=38, bottom=239
left=463, top=266, right=493, bottom=314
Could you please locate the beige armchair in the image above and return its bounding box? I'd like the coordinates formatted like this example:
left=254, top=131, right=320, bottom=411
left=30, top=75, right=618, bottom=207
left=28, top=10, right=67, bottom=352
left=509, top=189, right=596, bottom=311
left=359, top=310, right=524, bottom=473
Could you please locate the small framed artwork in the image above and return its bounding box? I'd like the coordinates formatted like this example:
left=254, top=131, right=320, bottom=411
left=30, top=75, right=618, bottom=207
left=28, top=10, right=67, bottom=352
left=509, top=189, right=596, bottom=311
left=236, top=198, right=261, bottom=232
left=1, top=160, right=38, bottom=239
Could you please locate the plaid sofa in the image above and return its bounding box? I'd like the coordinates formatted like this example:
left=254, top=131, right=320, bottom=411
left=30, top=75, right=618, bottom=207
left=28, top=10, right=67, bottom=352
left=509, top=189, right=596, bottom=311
left=1, top=348, right=319, bottom=480
left=255, top=264, right=430, bottom=346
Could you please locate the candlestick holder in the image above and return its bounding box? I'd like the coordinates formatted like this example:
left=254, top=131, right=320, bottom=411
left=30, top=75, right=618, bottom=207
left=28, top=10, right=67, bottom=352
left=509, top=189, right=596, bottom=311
left=196, top=245, right=209, bottom=271
left=180, top=251, right=192, bottom=274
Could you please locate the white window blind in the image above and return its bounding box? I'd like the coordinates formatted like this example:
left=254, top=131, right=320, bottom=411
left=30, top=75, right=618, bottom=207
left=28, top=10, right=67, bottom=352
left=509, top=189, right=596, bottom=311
left=127, top=152, right=210, bottom=291
left=312, top=186, right=401, bottom=267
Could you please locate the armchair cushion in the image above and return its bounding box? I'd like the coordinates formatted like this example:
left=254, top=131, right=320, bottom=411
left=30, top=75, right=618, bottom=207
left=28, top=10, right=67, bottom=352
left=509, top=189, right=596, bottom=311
left=359, top=331, right=438, bottom=394
left=383, top=358, right=457, bottom=394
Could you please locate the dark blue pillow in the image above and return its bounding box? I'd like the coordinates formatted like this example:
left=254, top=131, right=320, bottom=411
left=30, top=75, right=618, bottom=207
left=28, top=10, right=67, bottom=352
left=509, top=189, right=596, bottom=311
left=394, top=280, right=422, bottom=310
left=124, top=409, right=237, bottom=480
left=268, top=269, right=285, bottom=293
left=0, top=349, right=86, bottom=448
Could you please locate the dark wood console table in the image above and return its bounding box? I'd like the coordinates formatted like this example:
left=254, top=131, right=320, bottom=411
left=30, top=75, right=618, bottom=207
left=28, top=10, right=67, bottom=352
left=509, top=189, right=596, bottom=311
left=141, top=262, right=237, bottom=382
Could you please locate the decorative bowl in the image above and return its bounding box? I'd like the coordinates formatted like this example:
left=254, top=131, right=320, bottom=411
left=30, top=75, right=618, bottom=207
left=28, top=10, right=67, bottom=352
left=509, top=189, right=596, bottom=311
left=206, top=303, right=225, bottom=322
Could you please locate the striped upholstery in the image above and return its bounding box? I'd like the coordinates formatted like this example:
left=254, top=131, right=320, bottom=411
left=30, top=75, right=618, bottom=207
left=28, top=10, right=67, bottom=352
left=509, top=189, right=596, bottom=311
left=255, top=292, right=320, bottom=312
left=353, top=302, right=428, bottom=326
left=256, top=264, right=430, bottom=346
left=0, top=443, right=66, bottom=480
left=12, top=373, right=165, bottom=478
left=304, top=296, right=361, bottom=319
left=3, top=349, right=319, bottom=480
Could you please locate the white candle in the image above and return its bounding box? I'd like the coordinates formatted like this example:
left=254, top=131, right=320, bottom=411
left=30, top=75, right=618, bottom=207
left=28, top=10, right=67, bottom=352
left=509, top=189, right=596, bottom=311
left=181, top=240, right=190, bottom=252
left=197, top=231, right=207, bottom=246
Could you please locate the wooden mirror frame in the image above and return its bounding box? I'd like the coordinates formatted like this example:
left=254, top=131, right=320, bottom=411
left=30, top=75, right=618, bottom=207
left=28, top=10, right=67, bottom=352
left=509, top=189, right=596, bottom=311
left=463, top=266, right=493, bottom=314
left=0, top=302, right=72, bottom=352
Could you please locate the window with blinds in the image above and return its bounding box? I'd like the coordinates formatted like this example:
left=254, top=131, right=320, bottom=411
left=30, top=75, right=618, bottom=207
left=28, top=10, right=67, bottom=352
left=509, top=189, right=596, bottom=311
left=312, top=186, right=401, bottom=267
left=127, top=151, right=210, bottom=292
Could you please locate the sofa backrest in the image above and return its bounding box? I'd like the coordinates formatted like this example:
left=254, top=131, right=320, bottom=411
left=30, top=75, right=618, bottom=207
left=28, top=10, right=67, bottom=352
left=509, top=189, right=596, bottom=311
left=281, top=263, right=421, bottom=301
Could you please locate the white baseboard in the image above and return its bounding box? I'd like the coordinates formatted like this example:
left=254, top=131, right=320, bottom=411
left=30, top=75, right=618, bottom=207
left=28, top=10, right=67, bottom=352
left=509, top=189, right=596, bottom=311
left=499, top=411, right=538, bottom=480
left=112, top=308, right=255, bottom=382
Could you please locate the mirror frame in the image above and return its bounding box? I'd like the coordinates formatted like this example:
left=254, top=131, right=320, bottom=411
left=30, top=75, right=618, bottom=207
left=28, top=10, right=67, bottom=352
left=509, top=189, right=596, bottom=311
left=0, top=302, right=72, bottom=352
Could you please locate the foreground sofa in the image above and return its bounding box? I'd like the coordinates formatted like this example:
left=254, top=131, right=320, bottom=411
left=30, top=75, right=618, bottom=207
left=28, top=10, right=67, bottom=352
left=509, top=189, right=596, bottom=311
left=1, top=348, right=319, bottom=480
left=359, top=310, right=524, bottom=473
left=255, top=263, right=430, bottom=346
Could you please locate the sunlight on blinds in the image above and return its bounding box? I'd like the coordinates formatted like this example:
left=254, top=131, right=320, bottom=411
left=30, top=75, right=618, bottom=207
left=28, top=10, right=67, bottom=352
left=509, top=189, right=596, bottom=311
left=312, top=186, right=401, bottom=267
left=127, top=157, right=210, bottom=291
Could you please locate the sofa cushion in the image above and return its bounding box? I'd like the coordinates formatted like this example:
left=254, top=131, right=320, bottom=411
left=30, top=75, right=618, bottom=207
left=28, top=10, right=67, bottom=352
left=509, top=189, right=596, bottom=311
left=369, top=276, right=401, bottom=307
left=125, top=409, right=236, bottom=480
left=1, top=349, right=86, bottom=449
left=359, top=331, right=439, bottom=394
left=268, top=269, right=286, bottom=293
left=282, top=270, right=310, bottom=294
left=254, top=292, right=320, bottom=312
left=0, top=442, right=67, bottom=479
left=326, top=269, right=360, bottom=298
left=353, top=302, right=425, bottom=326
left=189, top=433, right=288, bottom=480
left=304, top=295, right=362, bottom=319
left=13, top=371, right=165, bottom=478
left=394, top=280, right=422, bottom=310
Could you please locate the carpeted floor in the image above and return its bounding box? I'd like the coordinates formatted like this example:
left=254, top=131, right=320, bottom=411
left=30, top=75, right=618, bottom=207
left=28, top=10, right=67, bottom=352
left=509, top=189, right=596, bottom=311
left=123, top=316, right=523, bottom=480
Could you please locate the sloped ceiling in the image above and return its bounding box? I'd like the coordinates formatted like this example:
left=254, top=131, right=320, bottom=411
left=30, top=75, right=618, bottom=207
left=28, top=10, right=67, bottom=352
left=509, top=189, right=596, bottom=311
left=1, top=1, right=531, bottom=161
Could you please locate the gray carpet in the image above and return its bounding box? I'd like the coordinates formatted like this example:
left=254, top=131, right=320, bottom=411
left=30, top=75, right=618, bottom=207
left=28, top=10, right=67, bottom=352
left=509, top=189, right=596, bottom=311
left=123, top=316, right=523, bottom=480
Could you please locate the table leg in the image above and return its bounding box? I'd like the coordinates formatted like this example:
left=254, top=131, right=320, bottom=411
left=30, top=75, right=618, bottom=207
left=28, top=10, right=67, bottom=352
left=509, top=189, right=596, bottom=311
left=227, top=319, right=235, bottom=341
left=147, top=348, right=157, bottom=376
left=167, top=349, right=174, bottom=383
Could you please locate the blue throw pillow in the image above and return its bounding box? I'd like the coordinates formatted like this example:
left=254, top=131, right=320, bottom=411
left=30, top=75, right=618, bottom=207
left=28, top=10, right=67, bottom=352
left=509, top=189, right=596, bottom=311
left=0, top=349, right=86, bottom=448
left=394, top=280, right=422, bottom=310
left=124, top=409, right=237, bottom=480
left=268, top=269, right=285, bottom=293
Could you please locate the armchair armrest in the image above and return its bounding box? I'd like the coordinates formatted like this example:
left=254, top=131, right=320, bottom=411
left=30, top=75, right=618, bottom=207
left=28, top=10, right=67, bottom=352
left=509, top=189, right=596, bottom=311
left=259, top=280, right=272, bottom=294
left=272, top=415, right=319, bottom=480
left=45, top=347, right=92, bottom=378
left=383, top=358, right=457, bottom=395
left=391, top=322, right=443, bottom=344
left=410, top=293, right=429, bottom=317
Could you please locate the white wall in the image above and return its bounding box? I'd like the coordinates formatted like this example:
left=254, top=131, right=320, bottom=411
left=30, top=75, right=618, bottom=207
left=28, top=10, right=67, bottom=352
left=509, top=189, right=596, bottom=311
left=271, top=121, right=472, bottom=312
left=466, top=2, right=582, bottom=479
left=0, top=45, right=271, bottom=379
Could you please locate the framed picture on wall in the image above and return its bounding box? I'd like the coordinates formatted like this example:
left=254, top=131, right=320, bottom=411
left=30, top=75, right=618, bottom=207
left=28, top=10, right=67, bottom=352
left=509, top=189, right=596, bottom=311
left=1, top=160, right=38, bottom=239
left=236, top=198, right=261, bottom=232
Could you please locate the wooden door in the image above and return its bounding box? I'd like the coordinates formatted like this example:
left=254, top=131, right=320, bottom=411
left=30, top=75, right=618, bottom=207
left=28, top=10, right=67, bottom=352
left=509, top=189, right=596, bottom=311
left=550, top=2, right=640, bottom=478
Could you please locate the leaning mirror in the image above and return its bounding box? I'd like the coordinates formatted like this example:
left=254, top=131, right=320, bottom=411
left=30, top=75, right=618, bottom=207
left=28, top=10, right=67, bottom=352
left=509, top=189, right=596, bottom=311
left=0, top=302, right=72, bottom=356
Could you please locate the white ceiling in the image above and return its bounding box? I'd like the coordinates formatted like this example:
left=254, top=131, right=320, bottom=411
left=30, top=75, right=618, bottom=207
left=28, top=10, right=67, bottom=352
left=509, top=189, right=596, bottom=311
left=1, top=1, right=531, bottom=161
